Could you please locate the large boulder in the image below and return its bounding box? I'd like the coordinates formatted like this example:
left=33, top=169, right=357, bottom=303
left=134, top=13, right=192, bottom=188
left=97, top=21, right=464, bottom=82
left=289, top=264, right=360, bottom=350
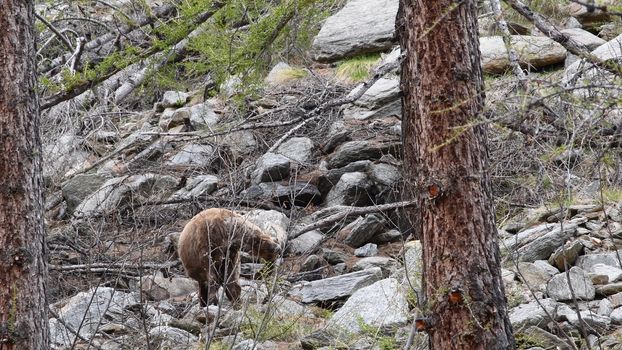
left=311, top=0, right=398, bottom=62
left=251, top=152, right=291, bottom=184
left=276, top=137, right=314, bottom=164
left=547, top=267, right=595, bottom=301
left=61, top=174, right=108, bottom=212
left=165, top=143, right=216, bottom=168
left=325, top=172, right=374, bottom=206
left=298, top=267, right=383, bottom=303
left=327, top=278, right=409, bottom=334
left=480, top=36, right=566, bottom=74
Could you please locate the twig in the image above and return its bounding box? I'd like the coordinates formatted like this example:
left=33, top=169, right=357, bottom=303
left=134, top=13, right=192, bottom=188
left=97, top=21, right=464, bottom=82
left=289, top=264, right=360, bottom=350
left=35, top=12, right=74, bottom=52
left=489, top=0, right=527, bottom=84
left=69, top=37, right=86, bottom=73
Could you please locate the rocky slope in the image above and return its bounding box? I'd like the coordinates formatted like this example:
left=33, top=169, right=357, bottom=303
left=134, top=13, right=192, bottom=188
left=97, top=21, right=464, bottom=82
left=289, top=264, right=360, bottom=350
left=42, top=0, right=622, bottom=349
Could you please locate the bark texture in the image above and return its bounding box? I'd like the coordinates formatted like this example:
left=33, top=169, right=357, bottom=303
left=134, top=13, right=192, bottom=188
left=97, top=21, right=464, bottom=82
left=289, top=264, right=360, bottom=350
left=0, top=0, right=50, bottom=349
left=397, top=1, right=514, bottom=349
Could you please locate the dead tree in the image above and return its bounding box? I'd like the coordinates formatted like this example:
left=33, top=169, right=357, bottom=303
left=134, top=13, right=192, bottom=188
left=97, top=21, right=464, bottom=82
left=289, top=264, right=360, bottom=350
left=397, top=0, right=515, bottom=348
left=0, top=0, right=50, bottom=349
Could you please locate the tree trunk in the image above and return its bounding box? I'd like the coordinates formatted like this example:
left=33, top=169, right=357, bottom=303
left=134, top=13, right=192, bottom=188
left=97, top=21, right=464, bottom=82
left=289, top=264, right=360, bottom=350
left=0, top=1, right=50, bottom=349
left=397, top=1, right=514, bottom=349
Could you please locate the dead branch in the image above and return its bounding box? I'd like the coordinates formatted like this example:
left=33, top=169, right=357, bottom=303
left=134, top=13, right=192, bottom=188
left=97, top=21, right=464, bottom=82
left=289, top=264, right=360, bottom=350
left=489, top=0, right=527, bottom=84
left=503, top=0, right=622, bottom=78
left=291, top=200, right=417, bottom=239
left=35, top=12, right=74, bottom=52
left=49, top=261, right=178, bottom=272
left=568, top=0, right=622, bottom=17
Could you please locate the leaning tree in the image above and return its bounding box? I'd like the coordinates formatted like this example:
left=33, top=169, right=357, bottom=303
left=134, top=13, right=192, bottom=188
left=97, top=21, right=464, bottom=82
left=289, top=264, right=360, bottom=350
left=397, top=0, right=515, bottom=348
left=0, top=0, right=50, bottom=349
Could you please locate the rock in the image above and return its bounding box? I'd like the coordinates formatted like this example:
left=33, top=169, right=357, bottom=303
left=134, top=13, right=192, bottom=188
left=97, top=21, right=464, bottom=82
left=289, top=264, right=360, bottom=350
left=61, top=174, right=107, bottom=212
left=311, top=0, right=398, bottom=62
left=243, top=209, right=289, bottom=247
left=547, top=267, right=595, bottom=301
left=300, top=329, right=335, bottom=349
left=518, top=326, right=574, bottom=350
left=137, top=276, right=197, bottom=301
left=369, top=162, right=401, bottom=187
left=326, top=140, right=399, bottom=169
left=561, top=28, right=606, bottom=50
left=166, top=143, right=216, bottom=168
left=533, top=260, right=560, bottom=275
left=502, top=222, right=558, bottom=251
left=320, top=160, right=372, bottom=194
left=338, top=214, right=386, bottom=247
left=563, top=1, right=613, bottom=29
left=170, top=175, right=219, bottom=200
left=49, top=288, right=139, bottom=348
left=592, top=263, right=622, bottom=283
left=353, top=257, right=399, bottom=277
left=509, top=298, right=560, bottom=329
left=322, top=248, right=348, bottom=265
left=562, top=310, right=611, bottom=334
left=349, top=78, right=400, bottom=110
left=371, top=229, right=403, bottom=244
left=514, top=222, right=579, bottom=262
left=548, top=240, right=584, bottom=271
left=43, top=135, right=92, bottom=179
left=189, top=102, right=219, bottom=129
left=354, top=243, right=378, bottom=257
left=399, top=240, right=423, bottom=293
left=265, top=62, right=305, bottom=85
left=480, top=36, right=566, bottom=74
left=276, top=137, right=314, bottom=164
left=161, top=91, right=189, bottom=108
left=564, top=33, right=622, bottom=86
left=287, top=230, right=324, bottom=255
left=252, top=152, right=291, bottom=183
left=159, top=107, right=190, bottom=130
left=149, top=326, right=198, bottom=348
left=611, top=307, right=622, bottom=324
left=516, top=262, right=554, bottom=292
left=74, top=174, right=178, bottom=217
left=223, top=130, right=257, bottom=157
left=502, top=269, right=516, bottom=284
left=576, top=251, right=622, bottom=271
left=249, top=182, right=322, bottom=207
left=609, top=292, right=622, bottom=308
left=301, top=255, right=323, bottom=272
left=598, top=298, right=614, bottom=316
left=327, top=278, right=409, bottom=334
left=597, top=283, right=622, bottom=296
left=325, top=172, right=374, bottom=207
left=299, top=267, right=383, bottom=303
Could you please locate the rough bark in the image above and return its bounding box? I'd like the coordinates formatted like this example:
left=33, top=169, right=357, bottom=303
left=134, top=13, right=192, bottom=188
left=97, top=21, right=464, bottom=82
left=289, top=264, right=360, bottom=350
left=0, top=1, right=50, bottom=349
left=397, top=1, right=514, bottom=349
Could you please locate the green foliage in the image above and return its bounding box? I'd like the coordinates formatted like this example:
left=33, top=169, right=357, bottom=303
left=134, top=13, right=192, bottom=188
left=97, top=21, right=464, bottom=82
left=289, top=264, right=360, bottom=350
left=336, top=53, right=381, bottom=82
left=600, top=187, right=622, bottom=203
left=357, top=317, right=398, bottom=350
left=239, top=306, right=311, bottom=342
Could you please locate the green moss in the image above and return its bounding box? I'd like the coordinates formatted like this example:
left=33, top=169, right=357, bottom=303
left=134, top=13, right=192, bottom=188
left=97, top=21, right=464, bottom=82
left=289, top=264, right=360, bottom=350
left=336, top=53, right=381, bottom=82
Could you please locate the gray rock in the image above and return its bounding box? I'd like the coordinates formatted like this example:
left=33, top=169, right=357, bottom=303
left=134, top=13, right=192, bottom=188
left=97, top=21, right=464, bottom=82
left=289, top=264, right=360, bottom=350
left=321, top=160, right=372, bottom=193
left=248, top=182, right=322, bottom=207
left=509, top=298, right=560, bottom=329
left=548, top=240, right=584, bottom=271
left=300, top=267, right=383, bottom=303
left=353, top=257, right=399, bottom=277
left=49, top=288, right=139, bottom=348
left=480, top=36, right=567, bottom=74
left=611, top=307, right=622, bottom=324
left=564, top=33, right=622, bottom=87
left=44, top=135, right=92, bottom=179
left=166, top=143, right=216, bottom=167
left=61, top=174, right=107, bottom=212
left=326, top=140, right=399, bottom=169
left=609, top=292, right=622, bottom=308
left=170, top=175, right=218, bottom=200
left=325, top=172, right=374, bottom=207
left=547, top=267, right=595, bottom=301
left=161, top=91, right=189, bottom=108
left=322, top=249, right=348, bottom=265
left=516, top=262, right=554, bottom=292
left=399, top=240, right=422, bottom=293
left=311, top=0, right=398, bottom=62
left=369, top=162, right=401, bottom=187
left=338, top=214, right=386, bottom=247
left=597, top=283, right=622, bottom=296
left=592, top=263, right=622, bottom=283
left=276, top=137, right=314, bottom=164
left=137, top=276, right=197, bottom=301
left=349, top=78, right=400, bottom=110
left=576, top=251, right=622, bottom=271
left=252, top=152, right=291, bottom=183
left=598, top=298, right=614, bottom=316
left=243, top=209, right=289, bottom=247
left=189, top=102, right=219, bottom=129
left=159, top=107, right=190, bottom=130
left=561, top=28, right=606, bottom=50
left=354, top=243, right=378, bottom=257
left=514, top=223, right=579, bottom=262
left=300, top=329, right=335, bottom=349
left=149, top=326, right=198, bottom=348
left=563, top=310, right=611, bottom=334
left=74, top=174, right=178, bottom=217
left=371, top=229, right=403, bottom=244
left=264, top=62, right=305, bottom=85
left=223, top=130, right=257, bottom=156
left=327, top=278, right=409, bottom=334
left=287, top=230, right=324, bottom=255
left=534, top=260, right=560, bottom=275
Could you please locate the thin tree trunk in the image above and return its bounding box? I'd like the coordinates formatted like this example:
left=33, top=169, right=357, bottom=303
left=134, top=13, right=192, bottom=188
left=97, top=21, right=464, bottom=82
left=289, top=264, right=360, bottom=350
left=0, top=1, right=50, bottom=349
left=397, top=1, right=514, bottom=349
